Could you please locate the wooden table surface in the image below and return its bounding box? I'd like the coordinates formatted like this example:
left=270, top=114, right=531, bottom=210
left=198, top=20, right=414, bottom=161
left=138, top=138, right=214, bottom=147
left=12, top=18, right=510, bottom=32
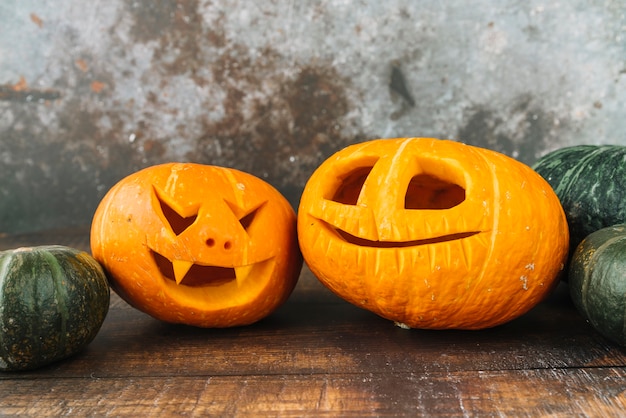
left=1, top=228, right=625, bottom=417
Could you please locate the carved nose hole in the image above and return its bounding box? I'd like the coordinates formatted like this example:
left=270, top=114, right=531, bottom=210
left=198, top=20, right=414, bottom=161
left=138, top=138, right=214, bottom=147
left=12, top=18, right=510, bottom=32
left=405, top=174, right=465, bottom=209
left=206, top=238, right=231, bottom=250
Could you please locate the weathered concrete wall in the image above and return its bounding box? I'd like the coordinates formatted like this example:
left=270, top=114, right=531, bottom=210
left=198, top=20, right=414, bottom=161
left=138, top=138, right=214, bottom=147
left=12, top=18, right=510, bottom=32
left=1, top=0, right=625, bottom=233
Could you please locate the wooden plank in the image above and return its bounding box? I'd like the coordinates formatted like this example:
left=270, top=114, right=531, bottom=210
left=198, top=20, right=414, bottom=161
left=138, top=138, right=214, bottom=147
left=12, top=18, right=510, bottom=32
left=2, top=280, right=624, bottom=381
left=1, top=368, right=625, bottom=416
left=2, top=228, right=626, bottom=416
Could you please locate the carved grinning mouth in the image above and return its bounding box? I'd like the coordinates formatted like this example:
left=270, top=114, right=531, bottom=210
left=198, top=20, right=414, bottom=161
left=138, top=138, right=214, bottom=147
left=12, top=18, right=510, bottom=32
left=325, top=222, right=481, bottom=248
left=152, top=250, right=238, bottom=287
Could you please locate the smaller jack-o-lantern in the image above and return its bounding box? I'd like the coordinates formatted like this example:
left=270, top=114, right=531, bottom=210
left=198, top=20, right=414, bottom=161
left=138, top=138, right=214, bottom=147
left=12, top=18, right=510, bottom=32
left=91, top=163, right=302, bottom=327
left=298, top=137, right=569, bottom=330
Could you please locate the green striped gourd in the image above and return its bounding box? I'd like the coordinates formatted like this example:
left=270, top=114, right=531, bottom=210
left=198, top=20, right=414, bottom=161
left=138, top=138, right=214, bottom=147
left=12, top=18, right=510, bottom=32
left=0, top=246, right=110, bottom=371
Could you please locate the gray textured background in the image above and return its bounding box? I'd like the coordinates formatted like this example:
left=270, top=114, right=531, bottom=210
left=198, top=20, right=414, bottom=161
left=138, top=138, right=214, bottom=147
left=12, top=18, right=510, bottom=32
left=1, top=0, right=625, bottom=234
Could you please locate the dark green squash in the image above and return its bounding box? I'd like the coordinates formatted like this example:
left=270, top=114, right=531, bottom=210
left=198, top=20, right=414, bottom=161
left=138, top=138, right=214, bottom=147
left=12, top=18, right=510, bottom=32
left=569, top=224, right=626, bottom=346
left=0, top=245, right=110, bottom=371
left=533, top=145, right=626, bottom=259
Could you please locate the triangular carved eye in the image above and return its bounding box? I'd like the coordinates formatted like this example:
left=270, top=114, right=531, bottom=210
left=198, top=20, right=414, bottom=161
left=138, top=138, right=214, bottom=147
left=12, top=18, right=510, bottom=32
left=239, top=205, right=261, bottom=231
left=153, top=187, right=199, bottom=235
left=225, top=200, right=266, bottom=234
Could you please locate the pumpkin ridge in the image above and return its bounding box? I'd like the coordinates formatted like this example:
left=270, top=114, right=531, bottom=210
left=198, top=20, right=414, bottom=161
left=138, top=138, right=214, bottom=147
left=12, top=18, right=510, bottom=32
left=465, top=149, right=500, bottom=296
left=22, top=255, right=40, bottom=356
left=42, top=250, right=70, bottom=353
left=578, top=240, right=594, bottom=316
left=222, top=167, right=247, bottom=209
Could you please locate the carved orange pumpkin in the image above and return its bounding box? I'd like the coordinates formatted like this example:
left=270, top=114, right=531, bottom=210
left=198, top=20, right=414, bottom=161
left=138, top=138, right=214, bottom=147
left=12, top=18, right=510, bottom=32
left=298, top=138, right=568, bottom=330
left=91, top=163, right=302, bottom=327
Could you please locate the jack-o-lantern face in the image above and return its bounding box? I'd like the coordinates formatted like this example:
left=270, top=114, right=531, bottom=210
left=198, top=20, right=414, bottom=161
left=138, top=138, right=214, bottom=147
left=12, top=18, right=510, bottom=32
left=91, top=163, right=302, bottom=327
left=298, top=138, right=569, bottom=330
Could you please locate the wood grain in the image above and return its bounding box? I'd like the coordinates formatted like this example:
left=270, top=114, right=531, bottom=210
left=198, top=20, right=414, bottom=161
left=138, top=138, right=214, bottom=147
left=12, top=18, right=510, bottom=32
left=1, top=229, right=625, bottom=416
left=3, top=369, right=626, bottom=416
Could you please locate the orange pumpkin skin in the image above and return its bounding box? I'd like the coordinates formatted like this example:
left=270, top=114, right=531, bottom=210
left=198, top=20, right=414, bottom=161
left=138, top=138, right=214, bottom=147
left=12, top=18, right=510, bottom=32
left=298, top=138, right=569, bottom=330
left=91, top=163, right=302, bottom=327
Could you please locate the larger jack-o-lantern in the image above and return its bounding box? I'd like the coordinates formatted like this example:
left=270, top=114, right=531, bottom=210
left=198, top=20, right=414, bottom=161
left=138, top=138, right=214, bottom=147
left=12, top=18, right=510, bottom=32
left=91, top=163, right=302, bottom=327
left=298, top=138, right=568, bottom=330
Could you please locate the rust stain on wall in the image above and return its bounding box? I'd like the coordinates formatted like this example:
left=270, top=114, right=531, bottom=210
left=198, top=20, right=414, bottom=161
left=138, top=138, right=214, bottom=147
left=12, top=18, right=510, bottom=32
left=457, top=96, right=560, bottom=164
left=0, top=76, right=62, bottom=102
left=4, top=1, right=617, bottom=233
left=193, top=52, right=354, bottom=197
left=127, top=0, right=188, bottom=43
left=30, top=13, right=44, bottom=28
left=127, top=0, right=205, bottom=80
left=118, top=0, right=358, bottom=201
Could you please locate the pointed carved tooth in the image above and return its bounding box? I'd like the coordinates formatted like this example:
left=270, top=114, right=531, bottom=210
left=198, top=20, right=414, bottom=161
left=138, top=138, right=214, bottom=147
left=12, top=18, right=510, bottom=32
left=373, top=250, right=382, bottom=277
left=423, top=219, right=433, bottom=237
left=172, top=260, right=193, bottom=284
left=457, top=213, right=467, bottom=231
left=428, top=245, right=437, bottom=271
left=445, top=242, right=453, bottom=269
left=441, top=216, right=449, bottom=236
left=395, top=248, right=404, bottom=275
left=234, top=264, right=255, bottom=287
left=460, top=240, right=472, bottom=269
left=475, top=232, right=491, bottom=250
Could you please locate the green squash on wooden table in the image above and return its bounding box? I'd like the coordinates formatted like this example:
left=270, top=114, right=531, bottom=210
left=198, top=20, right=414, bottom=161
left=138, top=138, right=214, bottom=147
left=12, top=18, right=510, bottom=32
left=569, top=224, right=626, bottom=347
left=533, top=145, right=626, bottom=260
left=0, top=245, right=110, bottom=371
